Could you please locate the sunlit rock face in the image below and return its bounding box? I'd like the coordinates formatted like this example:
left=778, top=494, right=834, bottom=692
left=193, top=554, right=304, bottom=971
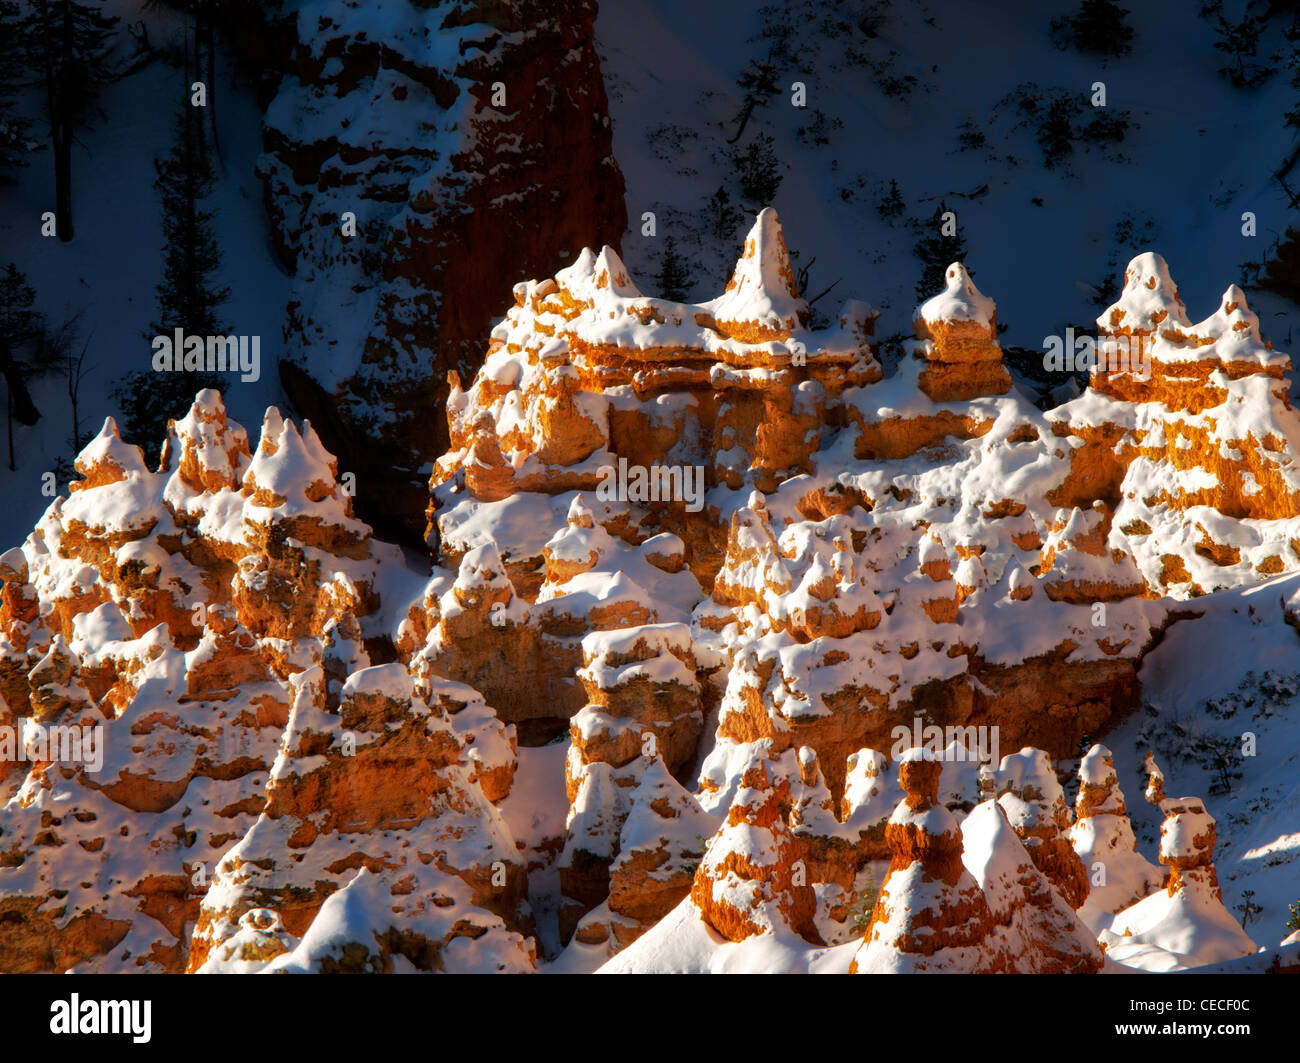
left=2, top=223, right=1296, bottom=973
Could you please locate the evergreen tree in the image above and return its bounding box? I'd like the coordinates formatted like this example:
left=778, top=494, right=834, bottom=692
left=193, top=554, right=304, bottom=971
left=1285, top=14, right=1300, bottom=130
left=1037, top=96, right=1078, bottom=169
left=113, top=101, right=227, bottom=459
left=1204, top=1, right=1271, bottom=90
left=0, top=0, right=37, bottom=179
left=194, top=0, right=221, bottom=161
left=1051, top=0, right=1135, bottom=57
left=912, top=202, right=967, bottom=303
left=656, top=236, right=692, bottom=302
left=41, top=309, right=91, bottom=478
left=144, top=0, right=223, bottom=161
left=876, top=178, right=905, bottom=221
left=0, top=263, right=44, bottom=471
left=732, top=132, right=783, bottom=208
left=147, top=102, right=228, bottom=338
left=23, top=0, right=120, bottom=241
left=1259, top=225, right=1300, bottom=303
left=708, top=184, right=740, bottom=244
left=727, top=53, right=780, bottom=144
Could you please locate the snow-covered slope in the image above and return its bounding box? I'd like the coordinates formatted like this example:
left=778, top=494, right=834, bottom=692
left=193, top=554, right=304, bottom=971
left=596, top=0, right=1299, bottom=363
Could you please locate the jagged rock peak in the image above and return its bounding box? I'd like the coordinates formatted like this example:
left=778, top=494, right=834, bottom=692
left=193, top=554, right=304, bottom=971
left=711, top=207, right=809, bottom=339
left=74, top=417, right=151, bottom=487
left=1099, top=251, right=1191, bottom=336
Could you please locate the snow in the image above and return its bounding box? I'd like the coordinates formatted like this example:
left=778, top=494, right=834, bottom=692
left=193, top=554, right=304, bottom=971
left=1100, top=879, right=1259, bottom=972
left=708, top=208, right=808, bottom=331
left=4, top=0, right=1300, bottom=978
left=1100, top=251, right=1190, bottom=335
left=915, top=262, right=995, bottom=327
left=596, top=895, right=856, bottom=974
left=596, top=0, right=1300, bottom=375
left=0, top=5, right=290, bottom=549
left=340, top=662, right=414, bottom=701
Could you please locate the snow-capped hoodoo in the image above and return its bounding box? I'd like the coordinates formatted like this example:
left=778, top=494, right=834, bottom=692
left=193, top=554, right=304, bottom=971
left=850, top=750, right=1004, bottom=973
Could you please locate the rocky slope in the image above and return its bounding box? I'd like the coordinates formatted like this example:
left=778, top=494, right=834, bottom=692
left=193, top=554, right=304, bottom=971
left=257, top=0, right=627, bottom=543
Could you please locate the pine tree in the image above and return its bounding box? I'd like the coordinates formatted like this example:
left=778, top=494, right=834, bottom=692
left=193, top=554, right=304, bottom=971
left=656, top=236, right=692, bottom=302
left=41, top=309, right=91, bottom=478
left=1285, top=14, right=1300, bottom=129
left=1038, top=96, right=1077, bottom=169
left=113, top=101, right=227, bottom=460
left=145, top=0, right=223, bottom=161
left=1051, top=0, right=1134, bottom=57
left=708, top=184, right=740, bottom=244
left=192, top=0, right=223, bottom=161
left=0, top=264, right=44, bottom=470
left=732, top=132, right=783, bottom=208
left=1204, top=1, right=1270, bottom=90
left=0, top=0, right=37, bottom=179
left=147, top=102, right=229, bottom=339
left=727, top=53, right=780, bottom=144
left=876, top=178, right=905, bottom=221
left=913, top=202, right=967, bottom=303
left=23, top=0, right=120, bottom=241
left=1259, top=225, right=1300, bottom=303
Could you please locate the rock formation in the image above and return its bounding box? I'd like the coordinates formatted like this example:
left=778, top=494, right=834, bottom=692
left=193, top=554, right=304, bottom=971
left=4, top=226, right=1300, bottom=974
left=1052, top=253, right=1300, bottom=594
left=0, top=394, right=526, bottom=972
left=961, top=799, right=1104, bottom=973
left=911, top=263, right=1011, bottom=402
left=258, top=0, right=627, bottom=541
left=566, top=755, right=716, bottom=960
left=189, top=664, right=532, bottom=973
left=689, top=742, right=821, bottom=945
left=849, top=751, right=1005, bottom=973
left=995, top=747, right=1090, bottom=909
left=433, top=216, right=1183, bottom=800
left=1069, top=743, right=1164, bottom=927
left=1101, top=770, right=1257, bottom=970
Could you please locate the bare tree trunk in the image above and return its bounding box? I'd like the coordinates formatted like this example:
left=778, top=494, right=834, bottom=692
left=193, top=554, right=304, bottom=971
left=68, top=334, right=88, bottom=454
left=205, top=20, right=221, bottom=165
left=39, top=2, right=74, bottom=241
left=54, top=0, right=75, bottom=241
left=54, top=130, right=72, bottom=241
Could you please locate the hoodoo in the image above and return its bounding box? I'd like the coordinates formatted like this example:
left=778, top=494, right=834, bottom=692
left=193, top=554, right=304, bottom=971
left=0, top=230, right=1296, bottom=974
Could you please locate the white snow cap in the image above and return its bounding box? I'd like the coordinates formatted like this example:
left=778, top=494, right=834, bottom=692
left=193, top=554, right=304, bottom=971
left=711, top=207, right=808, bottom=330
left=1195, top=285, right=1260, bottom=340
left=915, top=262, right=995, bottom=326
left=1160, top=798, right=1214, bottom=862
left=1099, top=252, right=1190, bottom=334
left=557, top=246, right=642, bottom=302
left=76, top=417, right=150, bottom=478
left=1078, top=743, right=1117, bottom=788
left=593, top=246, right=642, bottom=297
left=341, top=662, right=414, bottom=701
left=245, top=414, right=336, bottom=502
left=918, top=535, right=948, bottom=567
